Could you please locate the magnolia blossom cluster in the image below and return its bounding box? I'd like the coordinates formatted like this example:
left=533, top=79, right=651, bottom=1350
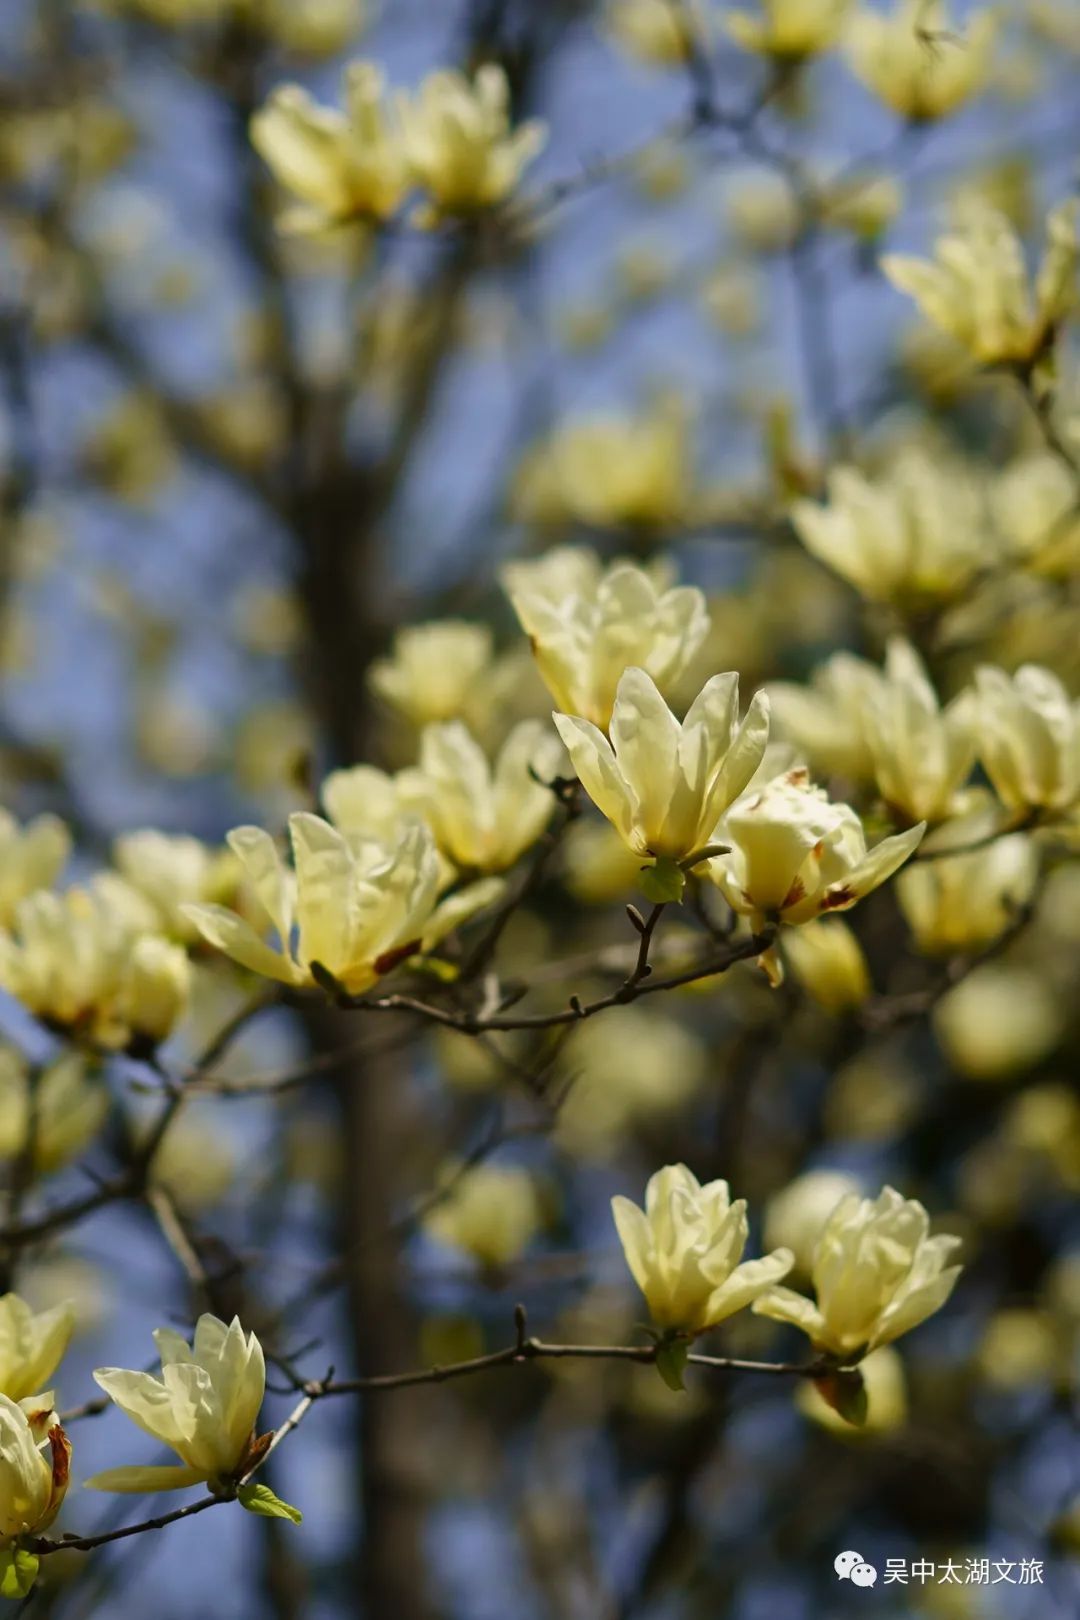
left=251, top=60, right=545, bottom=233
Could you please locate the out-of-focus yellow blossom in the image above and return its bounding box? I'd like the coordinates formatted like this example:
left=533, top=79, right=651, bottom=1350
left=755, top=1185, right=962, bottom=1356
left=556, top=1007, right=706, bottom=1157
left=791, top=449, right=986, bottom=603
left=0, top=812, right=70, bottom=929
left=320, top=763, right=415, bottom=849
left=0, top=1297, right=75, bottom=1404
left=974, top=663, right=1080, bottom=815
left=764, top=1169, right=863, bottom=1280
left=993, top=453, right=1080, bottom=577
left=78, top=394, right=176, bottom=503
left=707, top=769, right=924, bottom=979
left=949, top=157, right=1034, bottom=237
left=101, top=0, right=227, bottom=23
left=369, top=621, right=505, bottom=729
left=863, top=640, right=975, bottom=825
left=782, top=918, right=871, bottom=1012
left=397, top=65, right=546, bottom=222
left=700, top=263, right=761, bottom=336
left=728, top=0, right=852, bottom=61
left=185, top=816, right=500, bottom=995
left=511, top=404, right=693, bottom=532
left=0, top=1392, right=70, bottom=1545
left=556, top=302, right=616, bottom=352
left=0, top=1050, right=108, bottom=1175
left=260, top=0, right=364, bottom=57
left=1004, top=1085, right=1080, bottom=1189
left=819, top=171, right=903, bottom=240
left=604, top=0, right=694, bottom=66
left=0, top=889, right=191, bottom=1050
left=798, top=1345, right=907, bottom=1432
left=251, top=64, right=409, bottom=233
left=896, top=835, right=1038, bottom=955
left=1030, top=0, right=1080, bottom=52
left=632, top=141, right=691, bottom=203
left=136, top=693, right=222, bottom=778
left=560, top=817, right=649, bottom=903
left=506, top=550, right=709, bottom=729
left=934, top=964, right=1065, bottom=1081
left=769, top=651, right=883, bottom=781
left=825, top=1050, right=921, bottom=1142
left=148, top=1111, right=235, bottom=1213
left=87, top=1315, right=266, bottom=1493
left=846, top=0, right=997, bottom=122
left=399, top=721, right=563, bottom=873
left=726, top=170, right=801, bottom=253
left=976, top=1309, right=1060, bottom=1390
left=198, top=384, right=287, bottom=471
left=425, top=1165, right=544, bottom=1268
left=233, top=583, right=304, bottom=657
left=555, top=667, right=770, bottom=869
left=882, top=201, right=1079, bottom=367
left=106, top=830, right=240, bottom=944
left=614, top=240, right=674, bottom=304
left=613, top=1164, right=793, bottom=1335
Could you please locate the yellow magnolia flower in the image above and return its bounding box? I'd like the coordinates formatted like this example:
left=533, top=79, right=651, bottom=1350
left=769, top=651, right=884, bottom=781
left=251, top=63, right=409, bottom=233
left=764, top=1169, right=863, bottom=1281
left=506, top=551, right=709, bottom=729
left=819, top=171, right=903, bottom=240
left=0, top=811, right=70, bottom=929
left=993, top=452, right=1080, bottom=578
left=185, top=816, right=500, bottom=996
left=846, top=0, right=996, bottom=122
left=425, top=1165, right=544, bottom=1268
left=369, top=621, right=509, bottom=729
left=0, top=1297, right=74, bottom=1403
left=612, top=1164, right=793, bottom=1335
left=936, top=964, right=1063, bottom=1082
left=728, top=0, right=851, bottom=61
left=398, top=721, right=563, bottom=873
left=863, top=640, right=975, bottom=824
left=554, top=667, right=770, bottom=867
left=0, top=1392, right=70, bottom=1543
left=109, top=830, right=240, bottom=944
left=259, top=0, right=364, bottom=58
left=397, top=64, right=546, bottom=221
left=0, top=1050, right=108, bottom=1175
left=604, top=0, right=694, bottom=66
left=791, top=449, right=986, bottom=603
left=0, top=889, right=190, bottom=1050
left=753, top=1186, right=962, bottom=1356
left=557, top=1006, right=705, bottom=1158
left=974, top=664, right=1080, bottom=814
left=781, top=918, right=871, bottom=1012
left=511, top=404, right=692, bottom=532
left=882, top=201, right=1079, bottom=367
left=707, top=769, right=924, bottom=975
left=897, top=834, right=1038, bottom=955
left=87, top=1315, right=266, bottom=1493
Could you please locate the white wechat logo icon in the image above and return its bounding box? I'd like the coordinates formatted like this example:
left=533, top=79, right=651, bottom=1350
left=835, top=1551, right=878, bottom=1587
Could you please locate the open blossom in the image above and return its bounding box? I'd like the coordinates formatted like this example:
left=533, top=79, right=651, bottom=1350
left=781, top=918, right=871, bottom=1013
left=728, top=0, right=851, bottom=60
left=707, top=769, right=923, bottom=977
left=251, top=64, right=409, bottom=233
left=897, top=834, right=1039, bottom=956
left=612, top=1164, right=793, bottom=1335
left=0, top=1050, right=108, bottom=1175
left=753, top=1186, right=962, bottom=1357
left=554, top=667, right=770, bottom=866
left=882, top=201, right=1079, bottom=367
left=426, top=1164, right=544, bottom=1268
left=974, top=664, right=1080, bottom=814
left=506, top=553, right=709, bottom=730
left=0, top=888, right=190, bottom=1050
left=604, top=0, right=694, bottom=66
left=369, top=620, right=518, bottom=732
left=108, top=830, right=240, bottom=944
left=769, top=651, right=885, bottom=782
left=0, top=1393, right=70, bottom=1542
left=0, top=812, right=70, bottom=929
left=511, top=406, right=692, bottom=533
left=397, top=65, right=546, bottom=220
left=0, top=1297, right=74, bottom=1404
left=862, top=640, right=976, bottom=824
left=87, top=1315, right=266, bottom=1493
left=846, top=0, right=996, bottom=122
left=185, top=816, right=501, bottom=996
left=791, top=449, right=986, bottom=603
left=397, top=721, right=564, bottom=873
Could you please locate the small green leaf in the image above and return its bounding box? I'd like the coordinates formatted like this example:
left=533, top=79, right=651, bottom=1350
left=654, top=1339, right=690, bottom=1393
left=813, top=1368, right=868, bottom=1427
left=639, top=858, right=685, bottom=904
left=237, top=1483, right=303, bottom=1525
left=0, top=1548, right=39, bottom=1599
